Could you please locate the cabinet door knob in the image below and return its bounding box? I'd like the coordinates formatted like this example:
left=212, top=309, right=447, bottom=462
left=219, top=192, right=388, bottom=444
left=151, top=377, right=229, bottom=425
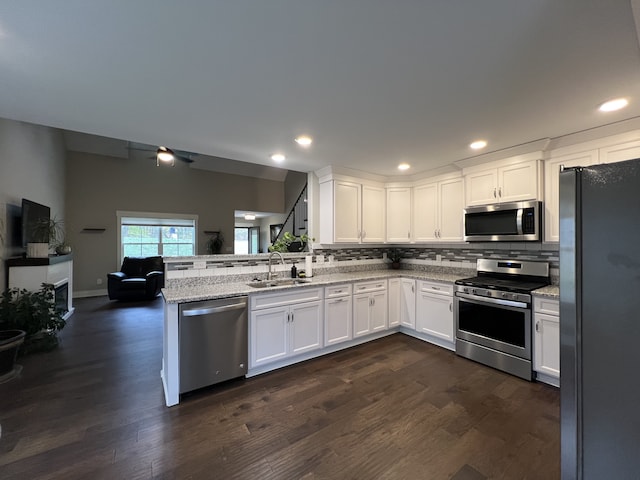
left=535, top=321, right=540, bottom=332
left=493, top=188, right=497, bottom=198
left=449, top=302, right=452, bottom=312
left=498, top=186, right=502, bottom=197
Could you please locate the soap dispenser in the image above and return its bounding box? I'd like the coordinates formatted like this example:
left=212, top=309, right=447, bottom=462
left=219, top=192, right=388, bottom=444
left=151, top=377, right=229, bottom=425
left=291, top=263, right=297, bottom=278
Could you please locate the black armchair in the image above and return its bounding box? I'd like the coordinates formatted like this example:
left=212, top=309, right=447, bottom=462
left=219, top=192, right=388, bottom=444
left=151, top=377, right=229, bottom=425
left=107, top=256, right=165, bottom=301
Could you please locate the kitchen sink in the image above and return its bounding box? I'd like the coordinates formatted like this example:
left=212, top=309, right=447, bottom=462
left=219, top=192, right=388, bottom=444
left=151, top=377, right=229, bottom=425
left=247, top=278, right=312, bottom=288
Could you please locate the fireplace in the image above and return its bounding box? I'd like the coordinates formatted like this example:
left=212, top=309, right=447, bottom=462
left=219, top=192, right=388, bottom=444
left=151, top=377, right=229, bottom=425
left=53, top=279, right=69, bottom=315
left=7, top=254, right=74, bottom=320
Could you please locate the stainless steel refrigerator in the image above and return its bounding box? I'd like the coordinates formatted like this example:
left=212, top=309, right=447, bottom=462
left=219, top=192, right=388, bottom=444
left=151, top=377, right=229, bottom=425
left=559, top=158, right=640, bottom=479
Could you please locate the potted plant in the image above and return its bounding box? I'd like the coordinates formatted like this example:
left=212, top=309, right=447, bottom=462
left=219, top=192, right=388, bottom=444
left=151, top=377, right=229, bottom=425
left=269, top=232, right=313, bottom=252
left=388, top=248, right=402, bottom=269
left=206, top=231, right=224, bottom=254
left=28, top=216, right=66, bottom=258
left=0, top=284, right=67, bottom=356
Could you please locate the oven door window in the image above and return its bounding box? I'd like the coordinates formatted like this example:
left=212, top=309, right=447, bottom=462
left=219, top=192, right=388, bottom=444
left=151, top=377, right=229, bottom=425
left=457, top=298, right=531, bottom=358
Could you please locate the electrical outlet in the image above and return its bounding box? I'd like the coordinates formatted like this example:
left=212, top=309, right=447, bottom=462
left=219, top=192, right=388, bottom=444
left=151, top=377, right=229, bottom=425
left=436, top=254, right=442, bottom=262
left=97, top=278, right=103, bottom=285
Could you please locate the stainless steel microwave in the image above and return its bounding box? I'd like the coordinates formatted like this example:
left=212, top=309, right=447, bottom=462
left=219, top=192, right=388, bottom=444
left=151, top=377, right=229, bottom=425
left=463, top=200, right=542, bottom=242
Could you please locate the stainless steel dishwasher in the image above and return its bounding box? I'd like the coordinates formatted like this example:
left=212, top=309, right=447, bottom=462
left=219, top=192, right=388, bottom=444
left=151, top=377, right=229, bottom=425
left=178, top=296, right=248, bottom=394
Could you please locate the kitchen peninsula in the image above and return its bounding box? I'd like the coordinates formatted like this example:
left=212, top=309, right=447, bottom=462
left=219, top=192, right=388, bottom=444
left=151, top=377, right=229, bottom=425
left=161, top=253, right=559, bottom=407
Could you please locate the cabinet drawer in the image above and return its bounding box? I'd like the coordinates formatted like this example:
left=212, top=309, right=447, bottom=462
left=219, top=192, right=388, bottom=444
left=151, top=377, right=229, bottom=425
left=325, top=284, right=352, bottom=298
left=418, top=280, right=453, bottom=296
left=353, top=279, right=387, bottom=293
left=251, top=288, right=323, bottom=310
left=534, top=296, right=559, bottom=316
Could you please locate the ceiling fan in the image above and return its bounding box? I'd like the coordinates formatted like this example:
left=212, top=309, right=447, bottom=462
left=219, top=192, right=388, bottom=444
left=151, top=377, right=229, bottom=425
left=127, top=142, right=196, bottom=166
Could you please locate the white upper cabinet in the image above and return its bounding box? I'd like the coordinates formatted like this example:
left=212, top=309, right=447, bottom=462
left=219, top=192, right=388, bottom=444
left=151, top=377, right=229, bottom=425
left=544, top=137, right=640, bottom=242
left=333, top=180, right=361, bottom=243
left=361, top=184, right=386, bottom=243
left=599, top=139, right=640, bottom=164
left=413, top=176, right=463, bottom=242
left=319, top=177, right=385, bottom=244
left=464, top=157, right=541, bottom=207
left=438, top=177, right=464, bottom=241
left=386, top=186, right=412, bottom=242
left=544, top=149, right=599, bottom=242
left=412, top=182, right=438, bottom=242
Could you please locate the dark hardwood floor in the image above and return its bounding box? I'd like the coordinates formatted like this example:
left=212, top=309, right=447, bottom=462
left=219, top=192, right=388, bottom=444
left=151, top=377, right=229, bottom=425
left=0, top=296, right=560, bottom=479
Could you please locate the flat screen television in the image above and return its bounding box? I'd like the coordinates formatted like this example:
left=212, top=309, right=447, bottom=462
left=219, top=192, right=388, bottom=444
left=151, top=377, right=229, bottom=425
left=21, top=198, right=51, bottom=246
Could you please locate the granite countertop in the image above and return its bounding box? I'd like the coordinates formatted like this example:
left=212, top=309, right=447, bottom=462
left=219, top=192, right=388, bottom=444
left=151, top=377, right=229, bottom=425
left=532, top=284, right=559, bottom=298
left=162, top=269, right=466, bottom=304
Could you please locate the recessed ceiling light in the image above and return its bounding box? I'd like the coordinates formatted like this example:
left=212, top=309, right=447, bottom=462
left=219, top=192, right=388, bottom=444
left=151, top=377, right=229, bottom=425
left=398, top=163, right=411, bottom=171
left=599, top=98, right=628, bottom=112
left=244, top=214, right=256, bottom=221
left=295, top=136, right=313, bottom=147
left=470, top=140, right=487, bottom=150
left=270, top=153, right=285, bottom=162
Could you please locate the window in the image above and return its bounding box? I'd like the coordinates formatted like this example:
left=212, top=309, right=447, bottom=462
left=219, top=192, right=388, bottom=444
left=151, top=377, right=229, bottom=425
left=117, top=212, right=197, bottom=263
left=234, top=226, right=260, bottom=254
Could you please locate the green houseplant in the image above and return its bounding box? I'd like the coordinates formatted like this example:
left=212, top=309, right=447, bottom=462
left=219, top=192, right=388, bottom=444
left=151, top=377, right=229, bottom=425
left=206, top=231, right=224, bottom=254
left=0, top=284, right=67, bottom=355
left=269, top=232, right=313, bottom=253
left=388, top=248, right=402, bottom=269
left=28, top=216, right=69, bottom=257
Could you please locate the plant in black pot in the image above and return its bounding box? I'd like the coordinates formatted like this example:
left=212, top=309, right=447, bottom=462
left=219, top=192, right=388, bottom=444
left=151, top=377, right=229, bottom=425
left=206, top=231, right=224, bottom=254
left=0, top=284, right=66, bottom=361
left=269, top=232, right=314, bottom=253
left=388, top=248, right=403, bottom=269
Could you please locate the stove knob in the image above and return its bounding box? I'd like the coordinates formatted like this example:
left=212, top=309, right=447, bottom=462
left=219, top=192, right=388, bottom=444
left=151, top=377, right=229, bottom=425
left=486, top=291, right=492, bottom=297
left=463, top=287, right=469, bottom=294
left=472, top=289, right=477, bottom=295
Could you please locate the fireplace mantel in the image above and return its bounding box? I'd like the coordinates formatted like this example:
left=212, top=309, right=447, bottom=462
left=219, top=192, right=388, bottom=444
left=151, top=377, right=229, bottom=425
left=7, top=255, right=74, bottom=319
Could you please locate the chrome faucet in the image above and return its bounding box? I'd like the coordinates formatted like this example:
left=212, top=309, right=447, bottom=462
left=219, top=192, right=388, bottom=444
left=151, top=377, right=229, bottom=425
left=267, top=251, right=286, bottom=280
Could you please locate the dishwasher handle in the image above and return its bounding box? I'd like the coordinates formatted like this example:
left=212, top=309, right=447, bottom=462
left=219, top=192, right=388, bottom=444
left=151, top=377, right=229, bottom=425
left=182, top=301, right=247, bottom=317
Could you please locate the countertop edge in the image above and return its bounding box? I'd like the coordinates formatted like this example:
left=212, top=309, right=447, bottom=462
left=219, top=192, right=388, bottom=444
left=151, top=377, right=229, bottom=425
left=162, top=270, right=464, bottom=304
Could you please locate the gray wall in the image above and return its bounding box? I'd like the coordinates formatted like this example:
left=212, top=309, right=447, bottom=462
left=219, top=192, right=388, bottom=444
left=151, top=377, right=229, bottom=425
left=0, top=118, right=66, bottom=291
left=284, top=171, right=307, bottom=212
left=66, top=151, right=286, bottom=294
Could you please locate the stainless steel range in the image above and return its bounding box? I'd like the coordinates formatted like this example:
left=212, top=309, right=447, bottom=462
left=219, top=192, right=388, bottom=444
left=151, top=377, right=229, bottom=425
left=454, top=258, right=550, bottom=380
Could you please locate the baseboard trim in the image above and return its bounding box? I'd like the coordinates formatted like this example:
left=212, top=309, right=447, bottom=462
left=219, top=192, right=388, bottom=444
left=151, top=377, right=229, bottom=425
left=74, top=289, right=108, bottom=298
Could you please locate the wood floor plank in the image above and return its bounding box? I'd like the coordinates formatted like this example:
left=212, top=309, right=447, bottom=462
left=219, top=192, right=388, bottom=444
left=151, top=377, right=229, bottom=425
left=0, top=296, right=560, bottom=479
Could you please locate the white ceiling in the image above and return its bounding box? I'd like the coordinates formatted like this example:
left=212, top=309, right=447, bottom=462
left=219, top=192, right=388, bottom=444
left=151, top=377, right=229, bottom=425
left=1, top=1, right=640, bottom=178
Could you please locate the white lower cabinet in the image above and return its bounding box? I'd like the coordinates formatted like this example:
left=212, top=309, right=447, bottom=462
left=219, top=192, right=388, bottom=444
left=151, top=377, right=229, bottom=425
left=533, top=296, right=560, bottom=385
left=415, top=280, right=454, bottom=349
left=400, top=279, right=416, bottom=329
left=353, top=280, right=388, bottom=337
left=388, top=278, right=415, bottom=328
left=324, top=284, right=353, bottom=346
left=250, top=289, right=323, bottom=369
left=388, top=279, right=401, bottom=328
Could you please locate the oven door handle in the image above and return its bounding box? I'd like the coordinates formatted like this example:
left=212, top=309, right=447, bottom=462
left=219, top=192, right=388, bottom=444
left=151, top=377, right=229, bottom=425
left=455, top=292, right=528, bottom=309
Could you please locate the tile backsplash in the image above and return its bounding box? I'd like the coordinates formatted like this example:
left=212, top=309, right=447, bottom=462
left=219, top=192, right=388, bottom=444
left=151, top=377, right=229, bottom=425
left=163, top=242, right=559, bottom=288
left=314, top=243, right=559, bottom=269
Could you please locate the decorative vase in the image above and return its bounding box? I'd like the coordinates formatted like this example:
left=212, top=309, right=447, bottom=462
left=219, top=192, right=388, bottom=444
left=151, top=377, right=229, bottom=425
left=0, top=330, right=26, bottom=382
left=27, top=242, right=49, bottom=258
left=56, top=245, right=72, bottom=255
